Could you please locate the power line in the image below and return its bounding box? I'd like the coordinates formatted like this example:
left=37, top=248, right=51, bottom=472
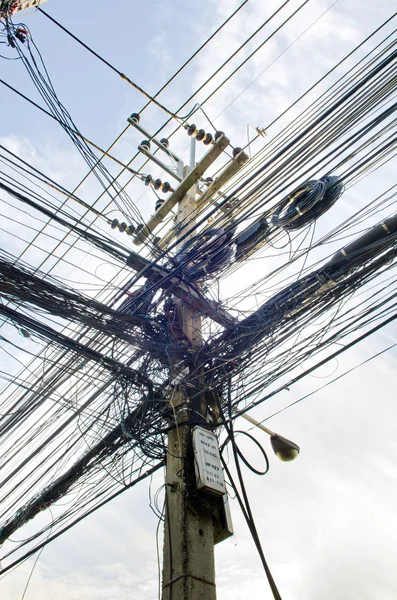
left=234, top=310, right=397, bottom=421
left=37, top=1, right=249, bottom=120
left=1, top=4, right=397, bottom=586
left=261, top=341, right=397, bottom=424
left=0, top=79, right=147, bottom=179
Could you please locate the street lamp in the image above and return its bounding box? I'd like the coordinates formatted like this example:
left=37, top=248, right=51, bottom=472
left=240, top=413, right=300, bottom=462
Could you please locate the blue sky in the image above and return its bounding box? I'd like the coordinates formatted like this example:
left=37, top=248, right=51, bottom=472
left=1, top=0, right=397, bottom=598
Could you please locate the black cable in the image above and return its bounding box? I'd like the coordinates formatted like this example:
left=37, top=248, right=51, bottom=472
left=233, top=310, right=397, bottom=421
left=0, top=181, right=130, bottom=262
left=271, top=177, right=342, bottom=230
left=0, top=304, right=152, bottom=392
left=1, top=12, right=397, bottom=574
left=0, top=20, right=149, bottom=227
left=0, top=79, right=146, bottom=181
left=37, top=1, right=249, bottom=121
left=261, top=340, right=397, bottom=425
left=163, top=47, right=397, bottom=255
left=223, top=430, right=270, bottom=476
left=0, top=144, right=123, bottom=224
left=0, top=462, right=163, bottom=576
left=220, top=384, right=283, bottom=600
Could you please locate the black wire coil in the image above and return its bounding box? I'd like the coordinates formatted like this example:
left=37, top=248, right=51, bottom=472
left=271, top=175, right=344, bottom=230
left=175, top=226, right=236, bottom=281
left=235, top=218, right=270, bottom=261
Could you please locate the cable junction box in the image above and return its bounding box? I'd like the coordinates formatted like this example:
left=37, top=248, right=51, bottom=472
left=213, top=493, right=234, bottom=545
left=192, top=426, right=226, bottom=496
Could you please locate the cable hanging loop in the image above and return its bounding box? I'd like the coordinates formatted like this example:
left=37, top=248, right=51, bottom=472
left=271, top=175, right=344, bottom=230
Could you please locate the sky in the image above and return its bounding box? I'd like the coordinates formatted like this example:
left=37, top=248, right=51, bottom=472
left=0, top=0, right=397, bottom=599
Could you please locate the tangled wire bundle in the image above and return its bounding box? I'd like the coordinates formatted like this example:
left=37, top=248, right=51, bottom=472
left=175, top=226, right=236, bottom=281
left=271, top=175, right=344, bottom=230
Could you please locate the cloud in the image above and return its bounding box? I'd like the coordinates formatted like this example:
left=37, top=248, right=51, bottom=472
left=1, top=1, right=397, bottom=599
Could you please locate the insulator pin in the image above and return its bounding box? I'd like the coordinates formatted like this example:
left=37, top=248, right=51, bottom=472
left=109, top=219, right=136, bottom=236
left=160, top=138, right=169, bottom=148
left=129, top=113, right=140, bottom=124
left=140, top=140, right=151, bottom=151
left=195, top=129, right=205, bottom=142
left=186, top=125, right=226, bottom=146
left=156, top=198, right=165, bottom=211
left=144, top=174, right=174, bottom=194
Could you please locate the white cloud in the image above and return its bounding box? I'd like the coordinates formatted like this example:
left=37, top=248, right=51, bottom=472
left=1, top=0, right=397, bottom=599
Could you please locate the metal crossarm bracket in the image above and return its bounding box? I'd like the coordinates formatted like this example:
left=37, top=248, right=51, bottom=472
left=133, top=135, right=230, bottom=245
left=196, top=149, right=249, bottom=211
left=158, top=148, right=249, bottom=249
left=127, top=115, right=182, bottom=164
left=138, top=145, right=182, bottom=182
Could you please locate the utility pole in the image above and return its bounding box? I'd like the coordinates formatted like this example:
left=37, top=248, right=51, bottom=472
left=161, top=140, right=217, bottom=600
left=124, top=115, right=248, bottom=599
left=0, top=109, right=252, bottom=591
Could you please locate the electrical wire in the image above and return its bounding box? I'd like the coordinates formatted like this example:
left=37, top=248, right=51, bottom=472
left=1, top=8, right=397, bottom=577
left=37, top=1, right=250, bottom=121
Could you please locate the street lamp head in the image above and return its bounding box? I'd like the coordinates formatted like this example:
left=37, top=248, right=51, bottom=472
left=270, top=434, right=300, bottom=462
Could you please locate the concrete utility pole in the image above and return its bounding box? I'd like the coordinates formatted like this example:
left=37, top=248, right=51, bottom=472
left=162, top=141, right=217, bottom=600
left=125, top=114, right=248, bottom=599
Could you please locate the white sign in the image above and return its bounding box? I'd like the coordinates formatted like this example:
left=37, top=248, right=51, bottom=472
left=192, top=426, right=226, bottom=496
